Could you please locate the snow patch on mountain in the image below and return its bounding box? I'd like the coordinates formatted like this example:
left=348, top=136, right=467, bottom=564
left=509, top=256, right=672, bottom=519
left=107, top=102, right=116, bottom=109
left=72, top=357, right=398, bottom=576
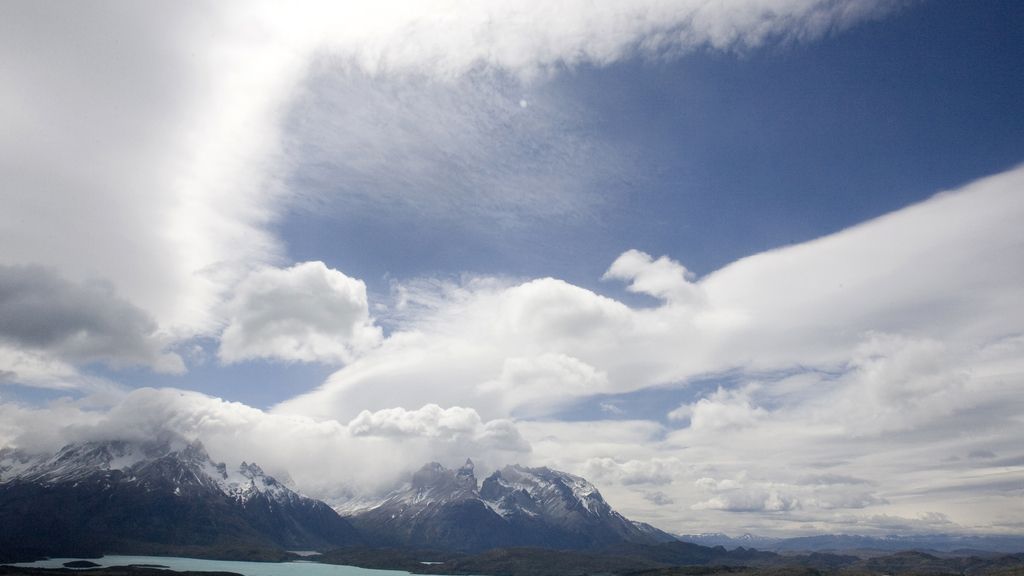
left=481, top=464, right=620, bottom=522
left=0, top=440, right=163, bottom=485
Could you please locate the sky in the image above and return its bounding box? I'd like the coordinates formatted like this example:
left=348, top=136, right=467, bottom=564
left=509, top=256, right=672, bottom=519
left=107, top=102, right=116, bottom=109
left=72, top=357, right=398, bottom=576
left=1, top=0, right=1023, bottom=537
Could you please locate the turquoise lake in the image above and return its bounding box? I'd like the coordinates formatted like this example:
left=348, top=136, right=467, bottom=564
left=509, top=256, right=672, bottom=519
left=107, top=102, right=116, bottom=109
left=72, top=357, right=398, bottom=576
left=10, top=555, right=423, bottom=576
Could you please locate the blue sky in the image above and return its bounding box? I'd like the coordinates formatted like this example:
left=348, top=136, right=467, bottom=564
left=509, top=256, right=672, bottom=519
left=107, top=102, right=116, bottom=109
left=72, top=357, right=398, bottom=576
left=2, top=0, right=1023, bottom=536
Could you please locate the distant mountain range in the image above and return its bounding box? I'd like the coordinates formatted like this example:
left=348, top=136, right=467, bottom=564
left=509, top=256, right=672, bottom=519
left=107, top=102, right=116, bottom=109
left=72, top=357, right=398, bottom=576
left=676, top=532, right=1024, bottom=555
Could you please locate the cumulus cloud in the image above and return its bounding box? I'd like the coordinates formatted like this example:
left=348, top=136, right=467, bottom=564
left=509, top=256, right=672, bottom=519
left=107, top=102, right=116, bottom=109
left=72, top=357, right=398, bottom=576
left=218, top=261, right=382, bottom=364
left=808, top=333, right=971, bottom=435
left=668, top=386, right=767, bottom=431
left=348, top=404, right=528, bottom=452
left=275, top=277, right=639, bottom=420
left=349, top=404, right=480, bottom=438
left=692, top=491, right=801, bottom=513
left=604, top=249, right=704, bottom=305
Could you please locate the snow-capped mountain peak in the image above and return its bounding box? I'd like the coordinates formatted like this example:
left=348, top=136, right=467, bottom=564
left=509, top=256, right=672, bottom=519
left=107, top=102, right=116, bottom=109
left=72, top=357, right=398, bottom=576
left=346, top=459, right=676, bottom=551
left=212, top=460, right=297, bottom=504
left=0, top=438, right=362, bottom=552
left=1, top=439, right=187, bottom=485
left=0, top=438, right=300, bottom=505
left=480, top=464, right=615, bottom=520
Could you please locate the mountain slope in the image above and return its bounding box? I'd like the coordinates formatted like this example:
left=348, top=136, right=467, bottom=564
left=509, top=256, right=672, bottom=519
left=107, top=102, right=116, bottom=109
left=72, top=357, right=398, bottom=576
left=0, top=439, right=359, bottom=556
left=347, top=459, right=676, bottom=552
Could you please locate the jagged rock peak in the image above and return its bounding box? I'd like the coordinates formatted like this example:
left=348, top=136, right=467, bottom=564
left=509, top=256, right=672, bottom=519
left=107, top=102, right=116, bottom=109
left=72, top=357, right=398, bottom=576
left=410, top=459, right=479, bottom=492
left=239, top=461, right=266, bottom=478
left=412, top=461, right=447, bottom=489
left=457, top=458, right=476, bottom=485
left=480, top=463, right=614, bottom=520
left=179, top=438, right=211, bottom=460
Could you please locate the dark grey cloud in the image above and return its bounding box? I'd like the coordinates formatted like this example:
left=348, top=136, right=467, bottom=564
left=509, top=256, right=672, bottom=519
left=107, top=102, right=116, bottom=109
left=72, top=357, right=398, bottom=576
left=0, top=265, right=183, bottom=375
left=644, top=491, right=675, bottom=506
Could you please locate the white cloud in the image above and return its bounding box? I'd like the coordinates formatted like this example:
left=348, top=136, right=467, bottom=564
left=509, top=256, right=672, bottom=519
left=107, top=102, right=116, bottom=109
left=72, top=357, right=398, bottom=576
left=349, top=404, right=481, bottom=438
left=0, top=2, right=293, bottom=341
left=692, top=491, right=801, bottom=513
left=0, top=388, right=530, bottom=502
left=480, top=354, right=610, bottom=415
left=270, top=166, right=1024, bottom=535
left=347, top=403, right=528, bottom=452
left=293, top=0, right=902, bottom=78
left=584, top=457, right=681, bottom=486
left=275, top=277, right=639, bottom=420
left=218, top=261, right=382, bottom=364
left=285, top=165, right=1024, bottom=421
left=669, top=386, right=767, bottom=431
left=604, top=249, right=704, bottom=306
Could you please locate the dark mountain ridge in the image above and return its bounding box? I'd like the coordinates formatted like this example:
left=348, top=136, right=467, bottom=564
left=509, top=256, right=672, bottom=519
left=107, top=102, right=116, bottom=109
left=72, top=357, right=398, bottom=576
left=677, top=532, right=1024, bottom=555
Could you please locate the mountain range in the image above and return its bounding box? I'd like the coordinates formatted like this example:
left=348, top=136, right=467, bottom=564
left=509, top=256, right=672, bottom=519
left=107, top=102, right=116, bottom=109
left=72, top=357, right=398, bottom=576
left=677, top=531, right=1024, bottom=555
left=0, top=439, right=671, bottom=559
left=3, top=438, right=1023, bottom=575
